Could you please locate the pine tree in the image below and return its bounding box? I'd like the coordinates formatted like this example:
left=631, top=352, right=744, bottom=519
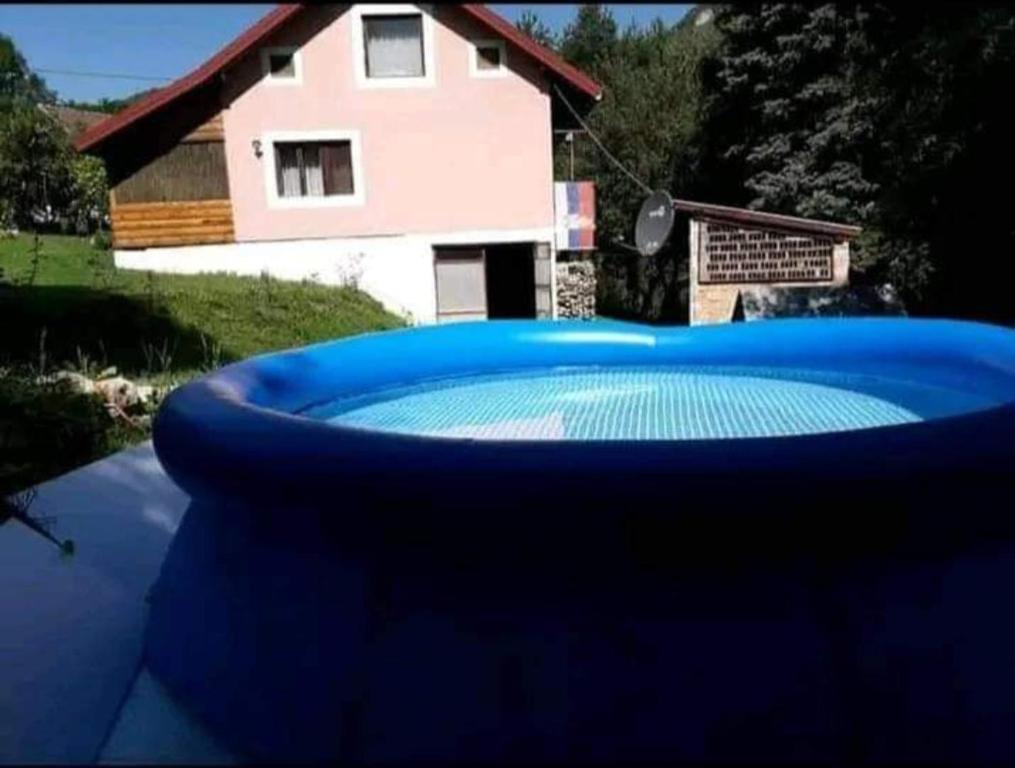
left=559, top=5, right=618, bottom=82
left=704, top=5, right=881, bottom=222
left=515, top=11, right=556, bottom=49
left=700, top=3, right=1015, bottom=322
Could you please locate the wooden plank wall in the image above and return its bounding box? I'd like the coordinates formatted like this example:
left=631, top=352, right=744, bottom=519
left=110, top=199, right=234, bottom=248
left=108, top=105, right=235, bottom=248
left=113, top=142, right=230, bottom=204
left=182, top=113, right=224, bottom=143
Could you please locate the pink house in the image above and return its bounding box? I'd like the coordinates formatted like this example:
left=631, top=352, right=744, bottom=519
left=76, top=4, right=602, bottom=324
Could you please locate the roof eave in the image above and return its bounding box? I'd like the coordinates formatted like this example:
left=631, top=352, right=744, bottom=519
left=74, top=3, right=303, bottom=153
left=458, top=4, right=603, bottom=100
left=673, top=198, right=862, bottom=240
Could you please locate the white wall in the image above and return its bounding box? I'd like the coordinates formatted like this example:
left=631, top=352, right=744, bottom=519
left=114, top=227, right=556, bottom=325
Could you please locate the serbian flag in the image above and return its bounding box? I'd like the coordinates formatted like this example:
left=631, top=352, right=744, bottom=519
left=554, top=182, right=596, bottom=251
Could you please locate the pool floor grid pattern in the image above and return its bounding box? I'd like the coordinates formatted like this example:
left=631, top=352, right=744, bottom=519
left=322, top=369, right=921, bottom=441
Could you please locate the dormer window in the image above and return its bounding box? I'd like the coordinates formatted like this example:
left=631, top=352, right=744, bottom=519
left=469, top=39, right=507, bottom=78
left=260, top=46, right=302, bottom=86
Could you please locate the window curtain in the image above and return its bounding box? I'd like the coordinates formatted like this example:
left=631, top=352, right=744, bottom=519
left=275, top=144, right=302, bottom=198
left=365, top=16, right=424, bottom=77
left=303, top=146, right=325, bottom=197
left=275, top=142, right=352, bottom=198
left=321, top=143, right=353, bottom=195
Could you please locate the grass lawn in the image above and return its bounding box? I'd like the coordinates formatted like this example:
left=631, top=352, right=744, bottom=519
left=1, top=233, right=404, bottom=500
left=1, top=233, right=404, bottom=376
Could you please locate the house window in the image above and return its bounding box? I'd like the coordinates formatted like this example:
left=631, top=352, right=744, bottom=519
left=268, top=52, right=295, bottom=77
left=476, top=44, right=500, bottom=70
left=274, top=141, right=354, bottom=198
left=363, top=14, right=425, bottom=78
left=469, top=39, right=507, bottom=78
left=351, top=5, right=435, bottom=89
left=260, top=46, right=301, bottom=85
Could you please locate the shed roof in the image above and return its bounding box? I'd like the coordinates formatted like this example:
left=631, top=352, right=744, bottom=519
left=674, top=199, right=862, bottom=240
left=74, top=3, right=603, bottom=153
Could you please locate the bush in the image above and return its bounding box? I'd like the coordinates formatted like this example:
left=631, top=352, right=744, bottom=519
left=90, top=230, right=111, bottom=250
left=69, top=154, right=109, bottom=235
left=0, top=369, right=145, bottom=498
left=0, top=197, right=15, bottom=234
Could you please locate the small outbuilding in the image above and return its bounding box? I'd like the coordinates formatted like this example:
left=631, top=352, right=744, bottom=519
left=675, top=199, right=862, bottom=325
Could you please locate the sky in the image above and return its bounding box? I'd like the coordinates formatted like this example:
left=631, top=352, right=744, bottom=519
left=0, top=4, right=691, bottom=103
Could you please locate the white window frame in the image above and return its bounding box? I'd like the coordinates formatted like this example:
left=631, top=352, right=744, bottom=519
left=468, top=38, right=508, bottom=79
left=262, top=130, right=365, bottom=209
left=260, top=46, right=303, bottom=87
left=351, top=4, right=436, bottom=90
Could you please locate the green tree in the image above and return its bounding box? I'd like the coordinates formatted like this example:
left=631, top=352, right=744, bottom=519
left=558, top=4, right=618, bottom=82
left=702, top=5, right=881, bottom=220
left=0, top=105, right=74, bottom=228
left=559, top=10, right=721, bottom=321
left=699, top=3, right=1015, bottom=323
left=855, top=5, right=1015, bottom=322
left=0, top=33, right=105, bottom=235
left=61, top=87, right=161, bottom=115
left=0, top=33, right=55, bottom=109
left=0, top=34, right=70, bottom=231
left=68, top=154, right=109, bottom=234
left=515, top=10, right=556, bottom=49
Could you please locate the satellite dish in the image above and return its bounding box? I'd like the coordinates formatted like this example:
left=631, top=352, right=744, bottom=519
left=634, top=190, right=675, bottom=257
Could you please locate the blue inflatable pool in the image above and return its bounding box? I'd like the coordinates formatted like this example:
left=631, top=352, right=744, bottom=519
left=149, top=318, right=1015, bottom=762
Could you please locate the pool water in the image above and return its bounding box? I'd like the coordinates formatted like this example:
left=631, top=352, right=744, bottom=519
left=301, top=366, right=1001, bottom=441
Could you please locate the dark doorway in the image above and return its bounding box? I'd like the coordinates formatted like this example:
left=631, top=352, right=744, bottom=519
left=485, top=243, right=535, bottom=319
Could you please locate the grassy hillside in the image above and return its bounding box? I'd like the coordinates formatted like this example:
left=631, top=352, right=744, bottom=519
left=1, top=233, right=404, bottom=498
left=1, top=234, right=403, bottom=376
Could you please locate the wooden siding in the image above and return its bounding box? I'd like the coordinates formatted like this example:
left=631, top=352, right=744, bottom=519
left=182, top=113, right=224, bottom=143
left=94, top=82, right=235, bottom=249
left=113, top=141, right=230, bottom=204
left=110, top=199, right=234, bottom=248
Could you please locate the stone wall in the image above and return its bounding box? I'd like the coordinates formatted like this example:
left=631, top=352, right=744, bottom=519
left=555, top=260, right=596, bottom=319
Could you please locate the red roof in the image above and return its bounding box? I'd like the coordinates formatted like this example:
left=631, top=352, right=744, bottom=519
left=75, top=4, right=603, bottom=153
left=459, top=4, right=602, bottom=100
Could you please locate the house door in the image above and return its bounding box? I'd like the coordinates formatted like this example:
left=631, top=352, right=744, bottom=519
left=434, top=247, right=487, bottom=323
